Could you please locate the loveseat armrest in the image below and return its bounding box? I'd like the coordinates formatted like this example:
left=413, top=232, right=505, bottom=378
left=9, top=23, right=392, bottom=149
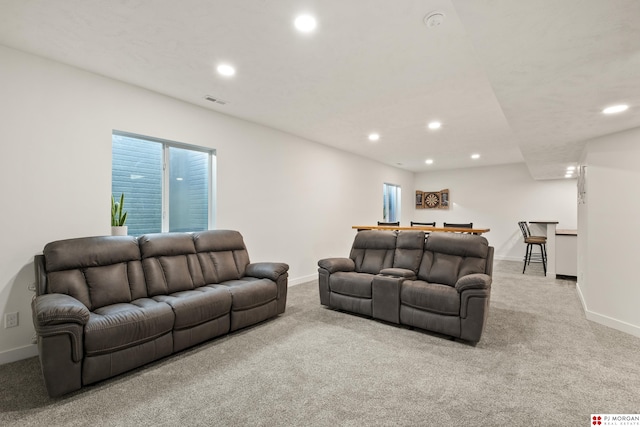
left=317, top=258, right=355, bottom=274
left=455, top=273, right=492, bottom=292
left=32, top=293, right=90, bottom=327
left=245, top=262, right=290, bottom=281
left=379, top=268, right=417, bottom=279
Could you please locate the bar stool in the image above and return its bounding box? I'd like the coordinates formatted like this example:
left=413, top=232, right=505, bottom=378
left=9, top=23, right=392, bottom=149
left=377, top=221, right=399, bottom=226
left=410, top=221, right=435, bottom=226
left=518, top=221, right=547, bottom=274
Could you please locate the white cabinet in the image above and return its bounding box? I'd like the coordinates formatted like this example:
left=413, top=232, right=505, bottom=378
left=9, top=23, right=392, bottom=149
left=555, top=230, right=577, bottom=277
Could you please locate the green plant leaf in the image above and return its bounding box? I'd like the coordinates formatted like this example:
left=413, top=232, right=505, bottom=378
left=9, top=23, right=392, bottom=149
left=111, top=193, right=128, bottom=226
left=111, top=195, right=116, bottom=226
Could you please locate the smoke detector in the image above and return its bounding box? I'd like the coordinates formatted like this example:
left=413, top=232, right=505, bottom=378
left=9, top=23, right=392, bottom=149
left=424, top=11, right=445, bottom=28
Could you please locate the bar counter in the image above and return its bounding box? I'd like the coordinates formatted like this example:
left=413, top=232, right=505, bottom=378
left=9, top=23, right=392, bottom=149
left=352, top=225, right=490, bottom=234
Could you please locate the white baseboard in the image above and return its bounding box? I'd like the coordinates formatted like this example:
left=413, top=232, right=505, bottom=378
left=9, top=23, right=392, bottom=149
left=576, top=282, right=640, bottom=339
left=576, top=282, right=588, bottom=312
left=0, top=344, right=38, bottom=365
left=289, top=273, right=317, bottom=286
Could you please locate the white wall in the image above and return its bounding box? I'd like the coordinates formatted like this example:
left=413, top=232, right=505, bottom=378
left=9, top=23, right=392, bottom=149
left=414, top=163, right=577, bottom=260
left=0, top=45, right=414, bottom=362
left=577, top=126, right=640, bottom=338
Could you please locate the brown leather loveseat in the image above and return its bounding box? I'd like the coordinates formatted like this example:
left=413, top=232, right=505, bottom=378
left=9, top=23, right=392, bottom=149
left=32, top=230, right=288, bottom=397
left=318, top=230, right=493, bottom=343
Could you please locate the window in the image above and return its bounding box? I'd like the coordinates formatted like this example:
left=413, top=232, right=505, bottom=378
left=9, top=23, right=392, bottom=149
left=383, top=183, right=401, bottom=223
left=112, top=131, right=216, bottom=236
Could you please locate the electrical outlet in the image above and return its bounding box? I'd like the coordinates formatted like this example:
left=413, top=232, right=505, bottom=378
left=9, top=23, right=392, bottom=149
left=4, top=312, right=18, bottom=328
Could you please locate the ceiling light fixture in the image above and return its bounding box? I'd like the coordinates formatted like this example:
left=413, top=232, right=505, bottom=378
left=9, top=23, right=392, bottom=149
left=425, top=159, right=434, bottom=165
left=294, top=14, right=317, bottom=32
left=216, top=64, right=236, bottom=77
left=428, top=121, right=441, bottom=130
left=565, top=174, right=573, bottom=178
left=368, top=133, right=380, bottom=141
left=424, top=11, right=445, bottom=28
left=566, top=166, right=576, bottom=171
left=471, top=154, right=480, bottom=160
left=602, top=104, right=629, bottom=114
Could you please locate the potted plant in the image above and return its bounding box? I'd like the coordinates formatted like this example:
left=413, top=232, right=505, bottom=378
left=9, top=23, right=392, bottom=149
left=111, top=193, right=128, bottom=236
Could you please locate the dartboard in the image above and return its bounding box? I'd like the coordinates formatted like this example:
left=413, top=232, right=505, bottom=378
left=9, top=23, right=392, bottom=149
left=424, top=192, right=440, bottom=208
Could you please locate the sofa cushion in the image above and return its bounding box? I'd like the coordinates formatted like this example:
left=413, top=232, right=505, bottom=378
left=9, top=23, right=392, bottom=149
left=218, top=278, right=277, bottom=311
left=44, top=236, right=140, bottom=272
left=425, top=233, right=489, bottom=259
left=84, top=263, right=132, bottom=308
left=393, top=231, right=425, bottom=272
left=84, top=298, right=175, bottom=356
left=329, top=272, right=375, bottom=298
left=425, top=253, right=463, bottom=287
left=350, top=231, right=397, bottom=274
left=198, top=251, right=243, bottom=283
left=401, top=280, right=460, bottom=316
left=43, top=236, right=144, bottom=310
left=143, top=255, right=204, bottom=295
left=418, top=233, right=489, bottom=285
left=194, top=230, right=251, bottom=283
left=47, top=270, right=92, bottom=308
left=139, top=233, right=205, bottom=295
left=153, top=285, right=232, bottom=330
left=138, top=233, right=197, bottom=258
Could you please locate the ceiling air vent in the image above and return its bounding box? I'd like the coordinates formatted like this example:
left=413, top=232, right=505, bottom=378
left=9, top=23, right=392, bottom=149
left=204, top=95, right=229, bottom=105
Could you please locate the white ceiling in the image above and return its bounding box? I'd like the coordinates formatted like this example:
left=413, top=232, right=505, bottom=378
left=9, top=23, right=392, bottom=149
left=1, top=0, right=639, bottom=179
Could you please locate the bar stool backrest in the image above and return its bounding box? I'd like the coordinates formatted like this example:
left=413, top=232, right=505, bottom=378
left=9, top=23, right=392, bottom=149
left=443, top=222, right=473, bottom=229
left=518, top=221, right=530, bottom=239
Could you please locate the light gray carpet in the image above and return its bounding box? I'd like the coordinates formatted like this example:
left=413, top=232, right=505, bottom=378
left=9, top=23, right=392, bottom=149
left=1, top=261, right=639, bottom=426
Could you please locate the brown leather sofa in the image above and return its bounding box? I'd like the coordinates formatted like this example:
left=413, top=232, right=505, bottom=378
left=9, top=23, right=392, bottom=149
left=318, top=230, right=493, bottom=343
left=32, top=230, right=288, bottom=397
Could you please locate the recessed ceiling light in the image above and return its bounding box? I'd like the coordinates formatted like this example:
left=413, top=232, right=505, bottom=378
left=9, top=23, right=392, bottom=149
left=566, top=166, right=576, bottom=171
left=602, top=104, right=629, bottom=114
left=428, top=121, right=441, bottom=130
left=425, top=159, right=434, bottom=165
left=216, top=64, right=236, bottom=77
left=368, top=133, right=380, bottom=141
left=471, top=154, right=480, bottom=160
left=294, top=14, right=317, bottom=32
left=565, top=174, right=573, bottom=178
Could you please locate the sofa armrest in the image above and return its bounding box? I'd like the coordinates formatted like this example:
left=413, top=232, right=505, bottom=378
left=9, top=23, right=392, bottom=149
left=245, top=262, right=290, bottom=281
left=318, top=258, right=355, bottom=274
left=31, top=294, right=87, bottom=397
left=455, top=273, right=492, bottom=292
left=32, top=293, right=90, bottom=327
left=379, top=268, right=416, bottom=279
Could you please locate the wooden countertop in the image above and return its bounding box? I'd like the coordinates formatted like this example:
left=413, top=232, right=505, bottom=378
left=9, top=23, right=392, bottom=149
left=556, top=229, right=577, bottom=236
left=352, top=225, right=490, bottom=234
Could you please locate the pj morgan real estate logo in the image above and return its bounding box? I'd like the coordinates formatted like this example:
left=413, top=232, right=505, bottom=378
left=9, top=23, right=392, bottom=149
left=591, top=414, right=640, bottom=426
